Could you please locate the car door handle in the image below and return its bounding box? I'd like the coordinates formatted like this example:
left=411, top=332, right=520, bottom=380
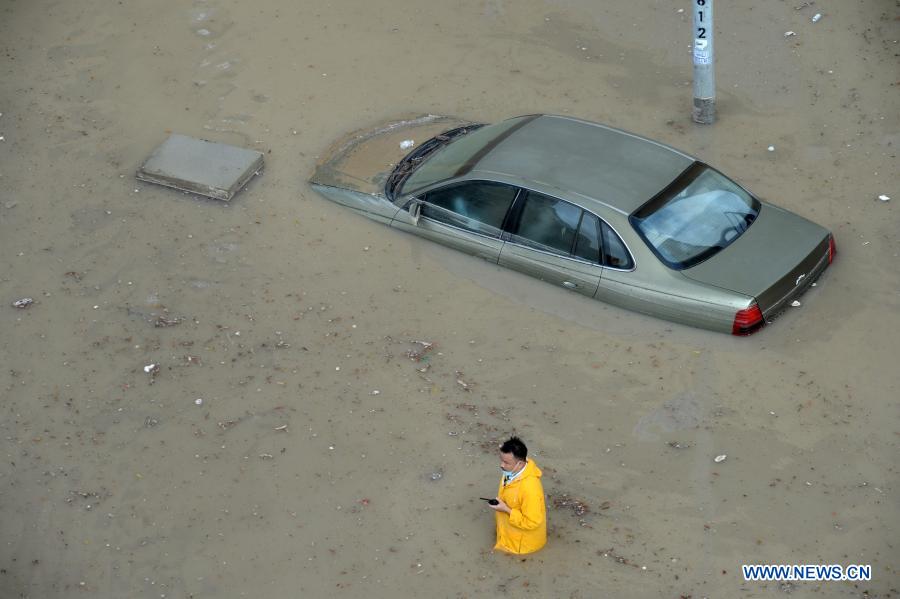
left=562, top=281, right=577, bottom=289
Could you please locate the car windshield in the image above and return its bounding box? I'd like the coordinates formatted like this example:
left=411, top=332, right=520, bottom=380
left=630, top=164, right=760, bottom=270
left=400, top=116, right=534, bottom=195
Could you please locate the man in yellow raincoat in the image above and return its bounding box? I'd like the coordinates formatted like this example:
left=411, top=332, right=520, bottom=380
left=489, top=436, right=547, bottom=554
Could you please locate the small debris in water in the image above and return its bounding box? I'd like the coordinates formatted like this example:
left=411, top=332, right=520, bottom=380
left=143, top=363, right=160, bottom=384
left=667, top=440, right=691, bottom=450
left=429, top=471, right=443, bottom=481
left=784, top=31, right=796, bottom=37
left=767, top=145, right=775, bottom=152
left=194, top=398, right=203, bottom=406
left=599, top=547, right=641, bottom=569
left=791, top=300, right=801, bottom=307
left=714, top=454, right=727, bottom=463
left=552, top=493, right=590, bottom=516
left=273, top=425, right=288, bottom=432
left=12, top=297, right=33, bottom=309
left=405, top=340, right=434, bottom=362
left=811, top=13, right=822, bottom=23
left=399, top=139, right=415, bottom=150
left=877, top=194, right=890, bottom=202
left=154, top=315, right=181, bottom=328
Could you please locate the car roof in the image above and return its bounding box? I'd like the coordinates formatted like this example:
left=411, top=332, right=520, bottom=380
left=467, top=115, right=695, bottom=214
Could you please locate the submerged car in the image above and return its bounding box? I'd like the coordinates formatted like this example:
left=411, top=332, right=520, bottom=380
left=309, top=114, right=835, bottom=335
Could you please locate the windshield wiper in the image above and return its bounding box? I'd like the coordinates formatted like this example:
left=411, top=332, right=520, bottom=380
left=385, top=124, right=484, bottom=200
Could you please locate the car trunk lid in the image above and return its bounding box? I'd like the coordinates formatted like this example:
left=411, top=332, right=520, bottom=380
left=310, top=115, right=472, bottom=195
left=681, top=203, right=831, bottom=315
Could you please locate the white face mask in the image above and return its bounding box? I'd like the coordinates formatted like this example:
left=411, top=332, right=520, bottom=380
left=501, top=461, right=522, bottom=479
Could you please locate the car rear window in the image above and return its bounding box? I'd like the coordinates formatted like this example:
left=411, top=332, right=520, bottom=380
left=630, top=163, right=760, bottom=270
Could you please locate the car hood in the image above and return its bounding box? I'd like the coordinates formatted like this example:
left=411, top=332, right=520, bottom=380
left=309, top=114, right=472, bottom=195
left=681, top=203, right=830, bottom=303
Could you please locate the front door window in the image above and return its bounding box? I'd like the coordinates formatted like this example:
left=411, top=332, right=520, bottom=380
left=420, top=181, right=518, bottom=238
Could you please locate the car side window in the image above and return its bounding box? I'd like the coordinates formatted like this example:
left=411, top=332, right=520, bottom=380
left=510, top=191, right=582, bottom=256
left=420, top=181, right=518, bottom=238
left=601, top=221, right=633, bottom=269
left=573, top=211, right=601, bottom=263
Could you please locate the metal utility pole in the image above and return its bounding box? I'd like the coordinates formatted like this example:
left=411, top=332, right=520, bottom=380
left=692, top=0, right=715, bottom=124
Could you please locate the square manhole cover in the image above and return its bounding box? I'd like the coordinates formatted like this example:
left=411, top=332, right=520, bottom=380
left=136, top=134, right=264, bottom=201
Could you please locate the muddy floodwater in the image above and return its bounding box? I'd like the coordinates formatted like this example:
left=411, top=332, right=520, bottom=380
left=1, top=0, right=898, bottom=597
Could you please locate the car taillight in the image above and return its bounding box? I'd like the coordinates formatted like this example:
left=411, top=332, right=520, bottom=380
left=828, top=235, right=836, bottom=264
left=732, top=304, right=764, bottom=336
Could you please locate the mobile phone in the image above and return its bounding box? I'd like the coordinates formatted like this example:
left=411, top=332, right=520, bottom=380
left=480, top=497, right=499, bottom=506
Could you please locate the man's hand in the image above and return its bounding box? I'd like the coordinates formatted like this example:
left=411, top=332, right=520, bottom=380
left=489, top=498, right=511, bottom=514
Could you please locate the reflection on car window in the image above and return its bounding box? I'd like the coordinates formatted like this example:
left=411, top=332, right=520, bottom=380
left=631, top=164, right=760, bottom=269
left=511, top=192, right=581, bottom=255
left=601, top=222, right=633, bottom=269
left=402, top=117, right=533, bottom=195
left=421, top=181, right=517, bottom=238
left=574, top=211, right=601, bottom=263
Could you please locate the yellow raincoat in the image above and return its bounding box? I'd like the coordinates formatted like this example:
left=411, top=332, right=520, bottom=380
left=494, top=458, right=547, bottom=554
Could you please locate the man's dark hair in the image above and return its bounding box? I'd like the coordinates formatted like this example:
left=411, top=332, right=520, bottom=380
left=500, top=436, right=528, bottom=460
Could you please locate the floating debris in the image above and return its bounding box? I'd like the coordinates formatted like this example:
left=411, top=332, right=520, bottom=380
left=667, top=440, right=691, bottom=450
left=143, top=363, right=160, bottom=384
left=273, top=425, right=288, bottom=432
left=767, top=145, right=776, bottom=152
left=714, top=454, right=727, bottom=463
left=811, top=12, right=822, bottom=23
left=791, top=300, right=801, bottom=307
left=784, top=31, right=796, bottom=37
left=154, top=315, right=181, bottom=328
left=551, top=493, right=590, bottom=516
left=598, top=547, right=642, bottom=569
left=194, top=398, right=203, bottom=406
left=405, top=340, right=434, bottom=361
left=877, top=194, right=890, bottom=202
left=399, top=139, right=415, bottom=150
left=12, top=297, right=33, bottom=309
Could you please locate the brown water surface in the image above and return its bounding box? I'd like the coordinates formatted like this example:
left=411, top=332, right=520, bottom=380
left=1, top=0, right=898, bottom=597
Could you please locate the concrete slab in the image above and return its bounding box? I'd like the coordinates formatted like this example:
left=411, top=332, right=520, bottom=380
left=136, top=134, right=264, bottom=201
